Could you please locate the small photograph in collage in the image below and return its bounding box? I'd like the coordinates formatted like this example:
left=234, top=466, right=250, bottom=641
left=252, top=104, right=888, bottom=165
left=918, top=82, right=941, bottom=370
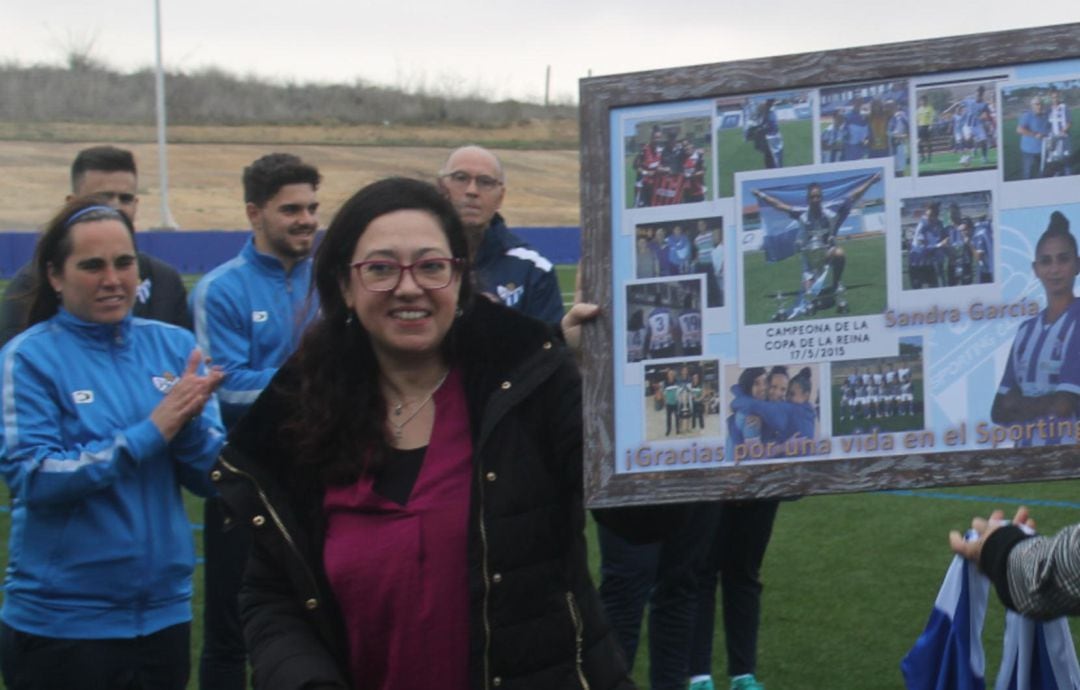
left=634, top=216, right=724, bottom=307
left=624, top=115, right=713, bottom=208
left=900, top=190, right=994, bottom=290
left=914, top=79, right=999, bottom=176
left=626, top=278, right=704, bottom=363
left=1000, top=80, right=1079, bottom=182
left=714, top=90, right=814, bottom=198
left=642, top=360, right=721, bottom=441
left=830, top=337, right=925, bottom=437
left=819, top=79, right=911, bottom=177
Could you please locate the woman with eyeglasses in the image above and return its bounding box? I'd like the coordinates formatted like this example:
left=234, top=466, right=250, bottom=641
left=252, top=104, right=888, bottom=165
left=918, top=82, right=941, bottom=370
left=212, top=178, right=633, bottom=690
left=0, top=199, right=225, bottom=689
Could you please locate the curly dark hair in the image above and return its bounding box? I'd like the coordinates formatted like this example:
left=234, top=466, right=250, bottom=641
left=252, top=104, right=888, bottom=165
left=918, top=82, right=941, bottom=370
left=242, top=153, right=321, bottom=207
left=280, top=177, right=473, bottom=484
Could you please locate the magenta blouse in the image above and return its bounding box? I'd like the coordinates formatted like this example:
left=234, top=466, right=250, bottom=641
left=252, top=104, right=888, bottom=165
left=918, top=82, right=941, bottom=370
left=322, top=369, right=472, bottom=690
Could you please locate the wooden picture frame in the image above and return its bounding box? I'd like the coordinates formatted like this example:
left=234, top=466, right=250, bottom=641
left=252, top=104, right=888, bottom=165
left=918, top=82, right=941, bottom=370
left=579, top=23, right=1080, bottom=508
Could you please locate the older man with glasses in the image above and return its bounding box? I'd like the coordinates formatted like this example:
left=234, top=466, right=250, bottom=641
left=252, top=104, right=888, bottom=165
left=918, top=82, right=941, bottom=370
left=437, top=145, right=564, bottom=324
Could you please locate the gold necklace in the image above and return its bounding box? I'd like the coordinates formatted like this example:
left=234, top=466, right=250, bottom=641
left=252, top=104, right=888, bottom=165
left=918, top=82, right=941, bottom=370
left=386, top=371, right=449, bottom=441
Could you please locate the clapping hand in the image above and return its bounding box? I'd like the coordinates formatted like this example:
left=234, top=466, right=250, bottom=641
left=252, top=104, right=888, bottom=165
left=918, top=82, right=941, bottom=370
left=150, top=348, right=225, bottom=441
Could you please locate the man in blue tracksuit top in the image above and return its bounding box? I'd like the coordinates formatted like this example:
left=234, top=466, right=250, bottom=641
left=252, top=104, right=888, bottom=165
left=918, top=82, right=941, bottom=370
left=190, top=153, right=321, bottom=690
left=438, top=145, right=565, bottom=324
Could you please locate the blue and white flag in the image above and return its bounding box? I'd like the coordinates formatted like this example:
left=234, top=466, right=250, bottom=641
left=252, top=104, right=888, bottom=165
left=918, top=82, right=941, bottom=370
left=901, top=554, right=990, bottom=690
left=994, top=603, right=1080, bottom=690
left=755, top=173, right=875, bottom=263
left=903, top=527, right=1080, bottom=690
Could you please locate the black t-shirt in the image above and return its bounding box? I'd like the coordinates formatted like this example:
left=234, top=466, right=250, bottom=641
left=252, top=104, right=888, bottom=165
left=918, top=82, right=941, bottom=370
left=372, top=446, right=426, bottom=505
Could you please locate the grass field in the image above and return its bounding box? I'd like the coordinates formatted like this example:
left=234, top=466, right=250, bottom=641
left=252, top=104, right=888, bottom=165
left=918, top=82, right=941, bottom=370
left=742, top=234, right=888, bottom=325
left=2, top=270, right=1080, bottom=689
left=6, top=483, right=1080, bottom=690
left=716, top=122, right=814, bottom=199
left=916, top=146, right=998, bottom=176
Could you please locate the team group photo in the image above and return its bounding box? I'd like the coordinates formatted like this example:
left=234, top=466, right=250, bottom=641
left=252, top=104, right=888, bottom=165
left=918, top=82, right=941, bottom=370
left=624, top=114, right=714, bottom=208
left=830, top=337, right=925, bottom=437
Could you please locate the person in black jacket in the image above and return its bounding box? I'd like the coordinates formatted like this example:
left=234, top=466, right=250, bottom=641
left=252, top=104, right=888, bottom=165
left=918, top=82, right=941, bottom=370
left=211, top=177, right=633, bottom=690
left=0, top=146, right=190, bottom=347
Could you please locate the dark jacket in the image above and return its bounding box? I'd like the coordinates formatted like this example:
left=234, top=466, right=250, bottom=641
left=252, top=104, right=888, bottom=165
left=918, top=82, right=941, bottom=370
left=474, top=214, right=565, bottom=325
left=0, top=253, right=190, bottom=347
left=212, top=298, right=633, bottom=690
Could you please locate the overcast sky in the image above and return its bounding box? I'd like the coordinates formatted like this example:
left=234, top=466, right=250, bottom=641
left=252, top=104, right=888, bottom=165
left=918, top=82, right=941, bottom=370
left=3, top=2, right=1080, bottom=103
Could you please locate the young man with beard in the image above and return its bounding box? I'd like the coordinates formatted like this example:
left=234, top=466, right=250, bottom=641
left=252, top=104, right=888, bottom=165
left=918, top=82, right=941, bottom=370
left=190, top=152, right=321, bottom=690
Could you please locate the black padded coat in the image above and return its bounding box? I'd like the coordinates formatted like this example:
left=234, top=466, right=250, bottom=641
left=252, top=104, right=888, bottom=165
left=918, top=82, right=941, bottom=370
left=212, top=297, right=634, bottom=690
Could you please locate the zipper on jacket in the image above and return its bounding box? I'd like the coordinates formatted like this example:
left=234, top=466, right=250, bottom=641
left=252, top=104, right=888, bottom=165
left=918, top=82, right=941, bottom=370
left=478, top=462, right=493, bottom=690
left=216, top=454, right=323, bottom=602
left=472, top=341, right=563, bottom=689
left=566, top=592, right=590, bottom=690
left=110, top=334, right=150, bottom=620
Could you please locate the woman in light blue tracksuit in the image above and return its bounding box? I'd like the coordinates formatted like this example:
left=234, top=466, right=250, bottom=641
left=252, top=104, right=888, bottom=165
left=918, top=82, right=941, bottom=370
left=0, top=199, right=225, bottom=690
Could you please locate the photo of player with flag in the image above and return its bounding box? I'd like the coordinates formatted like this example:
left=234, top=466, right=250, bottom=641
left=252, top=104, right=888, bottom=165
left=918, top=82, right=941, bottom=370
left=740, top=166, right=888, bottom=324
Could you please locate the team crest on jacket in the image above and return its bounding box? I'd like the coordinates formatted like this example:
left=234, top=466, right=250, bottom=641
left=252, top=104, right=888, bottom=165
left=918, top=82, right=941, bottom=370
left=152, top=371, right=178, bottom=393
left=136, top=278, right=152, bottom=304
left=496, top=283, right=523, bottom=307
left=252, top=311, right=269, bottom=323
left=72, top=390, right=94, bottom=404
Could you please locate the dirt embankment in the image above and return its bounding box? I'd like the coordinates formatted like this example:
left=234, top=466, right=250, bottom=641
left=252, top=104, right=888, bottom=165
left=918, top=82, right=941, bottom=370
left=0, top=122, right=582, bottom=231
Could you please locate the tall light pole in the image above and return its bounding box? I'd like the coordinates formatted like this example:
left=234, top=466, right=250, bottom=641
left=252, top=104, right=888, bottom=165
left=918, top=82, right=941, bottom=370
left=153, top=0, right=178, bottom=229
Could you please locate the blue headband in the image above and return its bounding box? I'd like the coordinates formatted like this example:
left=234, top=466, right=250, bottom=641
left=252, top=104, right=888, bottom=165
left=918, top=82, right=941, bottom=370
left=64, top=204, right=123, bottom=228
